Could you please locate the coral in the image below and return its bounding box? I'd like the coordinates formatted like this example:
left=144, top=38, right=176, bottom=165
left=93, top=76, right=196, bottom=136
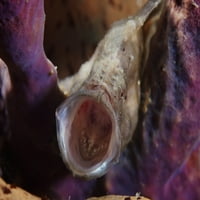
left=0, top=178, right=41, bottom=200
left=87, top=194, right=150, bottom=200
left=0, top=0, right=65, bottom=194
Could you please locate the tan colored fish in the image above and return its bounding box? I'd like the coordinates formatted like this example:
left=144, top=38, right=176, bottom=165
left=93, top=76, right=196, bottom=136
left=56, top=0, right=161, bottom=178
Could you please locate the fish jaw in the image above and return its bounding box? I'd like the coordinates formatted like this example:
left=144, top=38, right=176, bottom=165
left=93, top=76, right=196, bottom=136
left=56, top=91, right=121, bottom=178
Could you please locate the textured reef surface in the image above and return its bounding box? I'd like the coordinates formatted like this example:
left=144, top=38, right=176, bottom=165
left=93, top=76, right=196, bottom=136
left=105, top=1, right=200, bottom=199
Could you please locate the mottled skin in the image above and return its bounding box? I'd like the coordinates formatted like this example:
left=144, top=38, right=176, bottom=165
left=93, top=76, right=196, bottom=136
left=57, top=19, right=142, bottom=178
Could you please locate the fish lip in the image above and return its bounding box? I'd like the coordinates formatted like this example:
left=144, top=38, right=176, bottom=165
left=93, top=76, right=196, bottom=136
left=56, top=90, right=121, bottom=178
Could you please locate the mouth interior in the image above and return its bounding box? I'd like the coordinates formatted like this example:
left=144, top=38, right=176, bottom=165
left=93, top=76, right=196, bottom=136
left=70, top=98, right=112, bottom=169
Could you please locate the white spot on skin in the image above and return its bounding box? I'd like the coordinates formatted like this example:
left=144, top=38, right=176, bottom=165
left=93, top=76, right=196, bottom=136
left=63, top=91, right=68, bottom=96
left=136, top=192, right=141, bottom=199
left=148, top=97, right=152, bottom=104
left=129, top=55, right=135, bottom=61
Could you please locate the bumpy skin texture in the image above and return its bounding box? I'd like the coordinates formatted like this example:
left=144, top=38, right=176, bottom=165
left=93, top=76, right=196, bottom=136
left=105, top=0, right=200, bottom=200
left=57, top=17, right=143, bottom=178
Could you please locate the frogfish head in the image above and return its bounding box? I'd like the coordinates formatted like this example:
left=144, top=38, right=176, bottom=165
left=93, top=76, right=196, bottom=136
left=56, top=91, right=121, bottom=178
left=56, top=0, right=162, bottom=178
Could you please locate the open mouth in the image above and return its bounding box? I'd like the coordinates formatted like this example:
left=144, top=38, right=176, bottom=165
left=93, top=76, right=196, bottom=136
left=56, top=94, right=120, bottom=177
left=70, top=98, right=113, bottom=168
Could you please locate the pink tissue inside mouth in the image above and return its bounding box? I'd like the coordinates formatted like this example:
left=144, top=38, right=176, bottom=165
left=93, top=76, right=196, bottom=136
left=70, top=99, right=113, bottom=168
